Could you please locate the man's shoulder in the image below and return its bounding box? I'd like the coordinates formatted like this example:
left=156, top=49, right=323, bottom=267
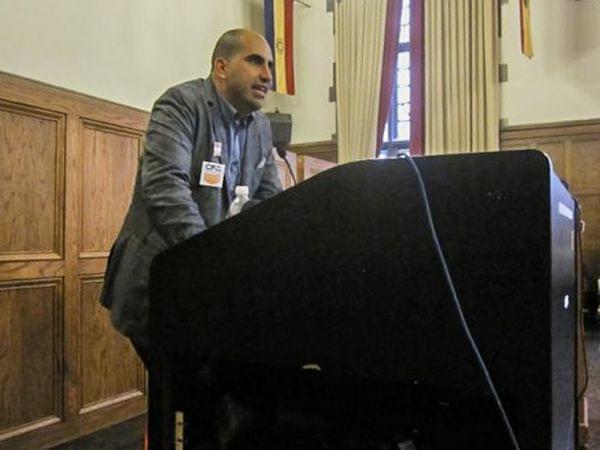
left=161, top=78, right=206, bottom=102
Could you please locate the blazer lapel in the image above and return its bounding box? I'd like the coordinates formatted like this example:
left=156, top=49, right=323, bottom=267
left=203, top=79, right=230, bottom=193
left=204, top=78, right=229, bottom=166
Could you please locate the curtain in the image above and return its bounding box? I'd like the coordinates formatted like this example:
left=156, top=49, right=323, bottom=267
left=425, top=0, right=500, bottom=155
left=335, top=0, right=388, bottom=163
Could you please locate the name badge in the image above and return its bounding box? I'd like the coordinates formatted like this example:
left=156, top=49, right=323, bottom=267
left=199, top=161, right=225, bottom=188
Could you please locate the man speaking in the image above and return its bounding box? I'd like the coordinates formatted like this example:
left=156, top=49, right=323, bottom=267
left=100, top=29, right=282, bottom=364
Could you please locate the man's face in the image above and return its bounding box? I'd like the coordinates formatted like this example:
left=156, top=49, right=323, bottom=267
left=219, top=34, right=274, bottom=114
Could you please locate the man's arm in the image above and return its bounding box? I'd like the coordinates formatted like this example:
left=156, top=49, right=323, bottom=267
left=141, top=87, right=207, bottom=247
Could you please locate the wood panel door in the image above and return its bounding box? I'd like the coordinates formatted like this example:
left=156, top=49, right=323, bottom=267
left=0, top=72, right=148, bottom=449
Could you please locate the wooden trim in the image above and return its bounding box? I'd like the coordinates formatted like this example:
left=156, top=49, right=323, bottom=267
left=0, top=72, right=148, bottom=129
left=0, top=261, right=65, bottom=281
left=0, top=398, right=146, bottom=450
left=80, top=117, right=146, bottom=140
left=289, top=140, right=336, bottom=150
left=289, top=140, right=337, bottom=162
left=64, top=110, right=83, bottom=421
left=79, top=391, right=144, bottom=415
left=501, top=118, right=600, bottom=140
left=0, top=253, right=63, bottom=263
left=0, top=277, right=62, bottom=291
left=77, top=258, right=108, bottom=276
left=0, top=417, right=62, bottom=443
left=78, top=251, right=110, bottom=259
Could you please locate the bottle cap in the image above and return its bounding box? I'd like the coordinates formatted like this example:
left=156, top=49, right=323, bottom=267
left=235, top=185, right=249, bottom=196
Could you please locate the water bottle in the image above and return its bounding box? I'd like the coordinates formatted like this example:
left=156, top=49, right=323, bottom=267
left=226, top=185, right=250, bottom=218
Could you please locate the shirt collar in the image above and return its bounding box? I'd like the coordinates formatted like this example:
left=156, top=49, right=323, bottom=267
left=216, top=93, right=255, bottom=127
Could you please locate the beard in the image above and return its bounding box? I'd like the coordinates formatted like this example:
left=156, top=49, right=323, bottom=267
left=226, top=84, right=264, bottom=114
left=240, top=89, right=264, bottom=113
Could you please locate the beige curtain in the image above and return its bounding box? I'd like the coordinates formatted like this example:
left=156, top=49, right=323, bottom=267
left=425, top=0, right=500, bottom=155
left=335, top=0, right=387, bottom=163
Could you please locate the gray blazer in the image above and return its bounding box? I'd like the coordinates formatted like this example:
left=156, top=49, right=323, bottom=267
left=100, top=78, right=282, bottom=347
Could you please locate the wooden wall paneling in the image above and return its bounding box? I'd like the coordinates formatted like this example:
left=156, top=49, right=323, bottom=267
left=0, top=279, right=63, bottom=442
left=0, top=100, right=65, bottom=262
left=501, top=120, right=600, bottom=277
left=569, top=139, right=600, bottom=194
left=297, top=154, right=337, bottom=183
left=569, top=139, right=600, bottom=276
left=0, top=72, right=148, bottom=448
left=75, top=118, right=145, bottom=417
left=79, top=277, right=144, bottom=414
left=536, top=142, right=568, bottom=181
left=79, top=120, right=142, bottom=258
left=578, top=195, right=600, bottom=275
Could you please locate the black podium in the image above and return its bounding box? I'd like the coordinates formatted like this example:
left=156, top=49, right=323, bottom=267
left=148, top=150, right=577, bottom=450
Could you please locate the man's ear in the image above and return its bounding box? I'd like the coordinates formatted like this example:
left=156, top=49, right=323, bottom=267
left=213, top=57, right=228, bottom=80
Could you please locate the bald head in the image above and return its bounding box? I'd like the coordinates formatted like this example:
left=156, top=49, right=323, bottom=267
left=210, top=29, right=273, bottom=115
left=210, top=29, right=268, bottom=73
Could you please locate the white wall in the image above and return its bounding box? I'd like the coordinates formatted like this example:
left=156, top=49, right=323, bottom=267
left=262, top=2, right=336, bottom=143
left=0, top=0, right=249, bottom=110
left=500, top=0, right=600, bottom=126
left=0, top=0, right=336, bottom=143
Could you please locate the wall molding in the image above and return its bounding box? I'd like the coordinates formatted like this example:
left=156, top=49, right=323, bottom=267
left=501, top=118, right=600, bottom=140
left=290, top=140, right=338, bottom=162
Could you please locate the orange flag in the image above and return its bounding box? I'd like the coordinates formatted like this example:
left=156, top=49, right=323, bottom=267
left=520, top=0, right=533, bottom=58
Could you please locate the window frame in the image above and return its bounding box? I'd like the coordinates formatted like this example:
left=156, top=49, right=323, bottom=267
left=381, top=0, right=424, bottom=156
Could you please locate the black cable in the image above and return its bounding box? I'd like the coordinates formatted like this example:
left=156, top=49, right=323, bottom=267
left=399, top=153, right=521, bottom=450
left=276, top=146, right=297, bottom=185
left=283, top=154, right=297, bottom=186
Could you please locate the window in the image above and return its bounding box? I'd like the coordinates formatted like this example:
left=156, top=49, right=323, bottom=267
left=382, top=0, right=424, bottom=157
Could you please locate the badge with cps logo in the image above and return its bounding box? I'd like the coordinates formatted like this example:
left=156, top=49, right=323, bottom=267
left=199, top=161, right=225, bottom=188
